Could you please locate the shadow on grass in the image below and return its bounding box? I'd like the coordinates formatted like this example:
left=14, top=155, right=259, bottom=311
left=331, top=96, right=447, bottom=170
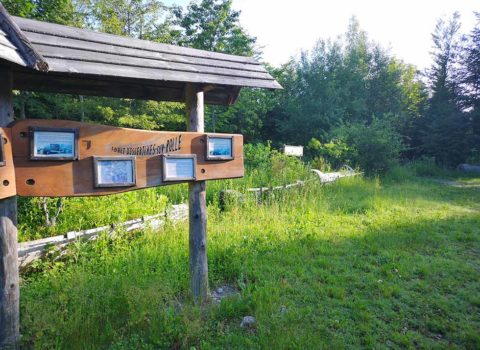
left=19, top=209, right=480, bottom=350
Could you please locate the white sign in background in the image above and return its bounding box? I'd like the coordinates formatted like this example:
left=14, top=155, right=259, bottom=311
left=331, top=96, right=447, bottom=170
left=284, top=145, right=304, bottom=157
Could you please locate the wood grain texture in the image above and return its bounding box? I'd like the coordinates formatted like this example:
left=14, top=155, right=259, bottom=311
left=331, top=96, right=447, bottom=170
left=0, top=67, right=19, bottom=350
left=43, top=58, right=280, bottom=89
left=12, top=71, right=242, bottom=105
left=3, top=14, right=282, bottom=98
left=11, top=119, right=243, bottom=197
left=0, top=128, right=17, bottom=200
left=34, top=45, right=272, bottom=80
left=12, top=71, right=241, bottom=105
left=13, top=16, right=257, bottom=65
left=26, top=33, right=266, bottom=73
left=186, top=84, right=209, bottom=302
left=0, top=6, right=281, bottom=105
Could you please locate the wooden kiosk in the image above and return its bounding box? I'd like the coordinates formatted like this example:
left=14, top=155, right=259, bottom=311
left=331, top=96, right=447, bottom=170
left=0, top=4, right=281, bottom=348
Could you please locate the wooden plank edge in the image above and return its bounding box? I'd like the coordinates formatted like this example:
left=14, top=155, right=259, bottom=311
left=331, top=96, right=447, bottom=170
left=0, top=4, right=49, bottom=71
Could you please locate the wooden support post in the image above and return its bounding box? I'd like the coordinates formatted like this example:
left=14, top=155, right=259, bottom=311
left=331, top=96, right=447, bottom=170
left=0, top=68, right=19, bottom=349
left=185, top=83, right=208, bottom=302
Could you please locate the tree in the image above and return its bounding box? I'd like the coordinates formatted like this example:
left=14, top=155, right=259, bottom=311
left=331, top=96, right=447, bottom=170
left=89, top=0, right=169, bottom=40
left=171, top=0, right=256, bottom=56
left=1, top=0, right=36, bottom=18
left=420, top=13, right=471, bottom=166
left=2, top=0, right=85, bottom=26
left=459, top=13, right=480, bottom=156
left=269, top=17, right=426, bottom=149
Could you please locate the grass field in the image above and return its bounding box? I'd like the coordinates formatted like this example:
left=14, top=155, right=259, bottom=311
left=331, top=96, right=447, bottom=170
left=19, top=170, right=480, bottom=349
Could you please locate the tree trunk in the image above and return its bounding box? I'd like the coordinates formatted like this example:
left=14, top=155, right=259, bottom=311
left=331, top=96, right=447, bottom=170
left=0, top=68, right=20, bottom=349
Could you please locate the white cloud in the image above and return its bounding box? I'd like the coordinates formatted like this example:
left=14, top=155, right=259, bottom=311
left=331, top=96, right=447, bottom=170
left=232, top=0, right=478, bottom=69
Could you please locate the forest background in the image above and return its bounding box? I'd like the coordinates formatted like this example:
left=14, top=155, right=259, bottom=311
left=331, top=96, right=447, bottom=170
left=2, top=0, right=479, bottom=173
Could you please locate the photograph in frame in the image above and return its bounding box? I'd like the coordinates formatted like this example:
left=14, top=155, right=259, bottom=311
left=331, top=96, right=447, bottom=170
left=162, top=154, right=196, bottom=181
left=0, top=132, right=5, bottom=167
left=30, top=127, right=79, bottom=160
left=206, top=135, right=234, bottom=160
left=94, top=156, right=136, bottom=188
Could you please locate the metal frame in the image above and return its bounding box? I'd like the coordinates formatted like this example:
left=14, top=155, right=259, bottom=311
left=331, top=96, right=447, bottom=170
left=93, top=156, right=136, bottom=188
left=162, top=154, right=197, bottom=182
left=205, top=135, right=234, bottom=161
left=0, top=131, right=5, bottom=167
left=29, top=126, right=79, bottom=161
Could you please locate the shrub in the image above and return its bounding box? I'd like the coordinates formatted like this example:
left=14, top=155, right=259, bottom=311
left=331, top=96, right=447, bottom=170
left=331, top=118, right=404, bottom=175
left=310, top=156, right=333, bottom=172
left=306, top=138, right=352, bottom=169
left=244, top=142, right=310, bottom=186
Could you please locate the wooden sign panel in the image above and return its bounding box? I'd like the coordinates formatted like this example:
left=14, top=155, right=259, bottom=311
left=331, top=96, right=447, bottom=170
left=7, top=119, right=243, bottom=197
left=0, top=128, right=16, bottom=199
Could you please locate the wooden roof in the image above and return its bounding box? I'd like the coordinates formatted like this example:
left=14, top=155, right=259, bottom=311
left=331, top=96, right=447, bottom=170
left=0, top=5, right=281, bottom=105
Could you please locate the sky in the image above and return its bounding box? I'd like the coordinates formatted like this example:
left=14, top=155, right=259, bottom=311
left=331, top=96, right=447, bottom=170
left=167, top=0, right=478, bottom=70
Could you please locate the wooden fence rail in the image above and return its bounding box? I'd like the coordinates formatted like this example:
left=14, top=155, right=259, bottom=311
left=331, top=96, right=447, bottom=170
left=18, top=169, right=362, bottom=267
left=18, top=204, right=188, bottom=267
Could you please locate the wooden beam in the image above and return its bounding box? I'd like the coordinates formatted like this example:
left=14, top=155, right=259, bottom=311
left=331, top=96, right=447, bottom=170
left=0, top=68, right=19, bottom=349
left=185, top=83, right=208, bottom=302
left=0, top=3, right=48, bottom=71
left=12, top=71, right=242, bottom=105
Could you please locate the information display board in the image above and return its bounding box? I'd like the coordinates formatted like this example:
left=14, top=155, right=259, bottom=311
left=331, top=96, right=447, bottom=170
left=163, top=154, right=196, bottom=181
left=93, top=156, right=136, bottom=187
left=30, top=127, right=79, bottom=160
left=5, top=119, right=244, bottom=198
left=206, top=135, right=234, bottom=160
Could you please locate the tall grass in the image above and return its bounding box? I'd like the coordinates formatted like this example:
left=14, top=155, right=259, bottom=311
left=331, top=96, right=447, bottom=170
left=19, top=172, right=480, bottom=349
left=18, top=144, right=311, bottom=242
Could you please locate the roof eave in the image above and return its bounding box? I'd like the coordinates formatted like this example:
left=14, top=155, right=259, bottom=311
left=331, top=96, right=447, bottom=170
left=0, top=3, right=48, bottom=71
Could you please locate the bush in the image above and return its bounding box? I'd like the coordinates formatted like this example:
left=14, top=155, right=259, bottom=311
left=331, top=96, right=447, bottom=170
left=310, top=156, right=333, bottom=172
left=243, top=142, right=310, bottom=186
left=306, top=138, right=352, bottom=168
left=332, top=118, right=404, bottom=175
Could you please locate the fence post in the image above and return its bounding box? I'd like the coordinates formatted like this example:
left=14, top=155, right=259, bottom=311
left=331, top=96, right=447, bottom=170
left=0, top=67, right=20, bottom=349
left=185, top=83, right=208, bottom=302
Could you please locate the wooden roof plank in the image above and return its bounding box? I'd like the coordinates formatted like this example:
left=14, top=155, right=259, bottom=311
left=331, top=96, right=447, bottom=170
left=25, top=31, right=267, bottom=73
left=33, top=45, right=273, bottom=81
left=46, top=58, right=282, bottom=89
left=14, top=16, right=259, bottom=65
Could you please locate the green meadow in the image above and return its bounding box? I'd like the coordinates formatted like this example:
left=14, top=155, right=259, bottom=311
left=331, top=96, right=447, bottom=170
left=19, top=167, right=480, bottom=349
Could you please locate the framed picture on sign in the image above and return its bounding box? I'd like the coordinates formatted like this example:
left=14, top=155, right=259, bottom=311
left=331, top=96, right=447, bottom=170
left=0, top=132, right=5, bottom=167
left=162, top=154, right=196, bottom=182
left=206, top=135, right=234, bottom=160
left=93, top=156, right=136, bottom=188
left=30, top=127, right=79, bottom=161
